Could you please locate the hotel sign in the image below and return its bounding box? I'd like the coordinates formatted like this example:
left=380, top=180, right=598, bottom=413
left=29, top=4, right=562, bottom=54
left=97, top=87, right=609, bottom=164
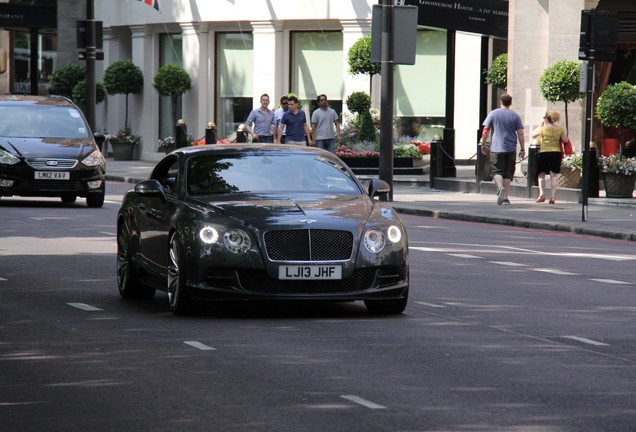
left=0, top=4, right=56, bottom=30
left=402, top=0, right=509, bottom=39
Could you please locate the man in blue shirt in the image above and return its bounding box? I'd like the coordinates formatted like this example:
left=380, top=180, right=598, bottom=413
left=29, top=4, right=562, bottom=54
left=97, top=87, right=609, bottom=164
left=278, top=96, right=314, bottom=146
left=245, top=93, right=276, bottom=143
left=481, top=94, right=525, bottom=205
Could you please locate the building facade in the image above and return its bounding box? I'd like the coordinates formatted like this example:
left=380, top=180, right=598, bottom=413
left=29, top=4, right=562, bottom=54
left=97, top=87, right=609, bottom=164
left=3, top=1, right=634, bottom=163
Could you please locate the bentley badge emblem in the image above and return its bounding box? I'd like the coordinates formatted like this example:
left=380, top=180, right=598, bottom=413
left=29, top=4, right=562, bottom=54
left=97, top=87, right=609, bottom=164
left=298, top=219, right=317, bottom=224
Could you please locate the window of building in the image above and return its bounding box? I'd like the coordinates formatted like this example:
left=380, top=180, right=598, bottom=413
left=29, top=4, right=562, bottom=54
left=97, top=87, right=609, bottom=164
left=216, top=32, right=253, bottom=140
left=394, top=30, right=446, bottom=141
left=159, top=33, right=183, bottom=140
left=291, top=31, right=343, bottom=119
left=12, top=31, right=56, bottom=95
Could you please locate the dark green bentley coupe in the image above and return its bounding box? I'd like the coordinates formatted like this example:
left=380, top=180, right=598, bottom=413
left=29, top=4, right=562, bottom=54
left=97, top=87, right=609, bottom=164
left=117, top=144, right=409, bottom=315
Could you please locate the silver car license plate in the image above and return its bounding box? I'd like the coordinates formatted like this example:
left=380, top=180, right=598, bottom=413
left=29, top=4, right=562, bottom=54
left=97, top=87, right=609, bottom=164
left=278, top=265, right=342, bottom=280
left=35, top=171, right=70, bottom=180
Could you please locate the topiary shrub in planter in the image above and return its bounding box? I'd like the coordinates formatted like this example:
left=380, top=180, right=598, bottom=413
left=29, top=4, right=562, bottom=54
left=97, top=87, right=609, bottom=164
left=596, top=81, right=636, bottom=155
left=539, top=60, right=585, bottom=134
left=51, top=63, right=85, bottom=99
left=346, top=91, right=376, bottom=143
left=484, top=53, right=507, bottom=91
left=153, top=64, right=192, bottom=130
left=104, top=60, right=144, bottom=130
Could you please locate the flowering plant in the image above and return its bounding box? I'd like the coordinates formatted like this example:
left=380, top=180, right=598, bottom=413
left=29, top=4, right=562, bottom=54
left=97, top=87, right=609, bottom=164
left=157, top=135, right=175, bottom=151
left=598, top=154, right=636, bottom=175
left=110, top=128, right=141, bottom=146
left=561, top=153, right=583, bottom=170
left=335, top=145, right=379, bottom=158
left=394, top=143, right=422, bottom=159
left=411, top=140, right=431, bottom=155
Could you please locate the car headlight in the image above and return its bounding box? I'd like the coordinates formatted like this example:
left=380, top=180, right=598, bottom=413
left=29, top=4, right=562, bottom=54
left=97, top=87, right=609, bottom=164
left=199, top=226, right=219, bottom=244
left=223, top=229, right=251, bottom=254
left=0, top=149, right=20, bottom=165
left=387, top=225, right=402, bottom=243
left=81, top=149, right=105, bottom=167
left=364, top=228, right=386, bottom=253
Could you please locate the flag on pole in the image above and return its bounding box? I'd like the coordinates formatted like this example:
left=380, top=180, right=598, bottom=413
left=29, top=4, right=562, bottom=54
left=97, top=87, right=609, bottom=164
left=137, top=0, right=160, bottom=13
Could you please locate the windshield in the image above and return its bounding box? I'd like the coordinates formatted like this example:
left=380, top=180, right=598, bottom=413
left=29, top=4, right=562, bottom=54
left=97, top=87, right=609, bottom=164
left=187, top=153, right=362, bottom=195
left=0, top=105, right=91, bottom=139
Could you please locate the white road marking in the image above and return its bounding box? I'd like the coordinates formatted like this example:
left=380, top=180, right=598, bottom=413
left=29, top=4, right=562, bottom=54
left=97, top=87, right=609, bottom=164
left=341, top=395, right=386, bottom=409
left=410, top=246, right=442, bottom=252
left=67, top=303, right=102, bottom=311
left=533, top=268, right=579, bottom=276
left=446, top=253, right=482, bottom=259
left=415, top=301, right=446, bottom=308
left=562, top=336, right=609, bottom=346
left=589, top=278, right=632, bottom=285
left=98, top=231, right=116, bottom=236
left=0, top=277, right=7, bottom=281
left=184, top=341, right=216, bottom=351
left=489, top=261, right=529, bottom=267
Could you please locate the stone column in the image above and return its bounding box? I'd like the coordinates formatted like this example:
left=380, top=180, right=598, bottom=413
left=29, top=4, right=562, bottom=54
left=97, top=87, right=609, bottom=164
left=130, top=25, right=157, bottom=160
left=180, top=22, right=209, bottom=139
left=251, top=21, right=278, bottom=107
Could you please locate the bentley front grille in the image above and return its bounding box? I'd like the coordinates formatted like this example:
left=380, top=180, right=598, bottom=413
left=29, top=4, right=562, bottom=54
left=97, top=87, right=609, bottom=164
left=264, top=229, right=353, bottom=261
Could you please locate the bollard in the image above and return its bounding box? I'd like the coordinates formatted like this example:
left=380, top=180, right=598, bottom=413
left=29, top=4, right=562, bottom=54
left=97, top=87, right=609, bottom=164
left=476, top=142, right=491, bottom=192
left=429, top=136, right=444, bottom=189
left=175, top=119, right=188, bottom=148
left=527, top=143, right=539, bottom=198
left=205, top=121, right=217, bottom=144
left=587, top=145, right=599, bottom=197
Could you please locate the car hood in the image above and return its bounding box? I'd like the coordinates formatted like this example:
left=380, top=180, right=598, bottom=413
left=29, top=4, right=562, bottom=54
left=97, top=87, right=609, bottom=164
left=193, top=193, right=387, bottom=230
left=0, top=137, right=97, bottom=160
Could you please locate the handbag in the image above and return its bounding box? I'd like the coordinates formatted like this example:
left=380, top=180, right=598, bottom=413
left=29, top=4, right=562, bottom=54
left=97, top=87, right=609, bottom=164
left=560, top=138, right=573, bottom=157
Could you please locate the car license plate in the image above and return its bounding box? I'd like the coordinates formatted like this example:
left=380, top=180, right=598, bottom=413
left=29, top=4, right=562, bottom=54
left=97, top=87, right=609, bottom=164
left=35, top=171, right=70, bottom=180
left=279, top=265, right=342, bottom=280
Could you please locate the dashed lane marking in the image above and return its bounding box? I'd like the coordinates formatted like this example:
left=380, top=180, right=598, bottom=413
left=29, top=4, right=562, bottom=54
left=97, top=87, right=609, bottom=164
left=589, top=278, right=632, bottom=285
left=562, top=336, right=609, bottom=346
left=446, top=253, right=482, bottom=259
left=415, top=301, right=446, bottom=308
left=533, top=268, right=579, bottom=276
left=67, top=303, right=102, bottom=311
left=341, top=395, right=386, bottom=409
left=489, top=261, right=529, bottom=267
left=184, top=341, right=216, bottom=351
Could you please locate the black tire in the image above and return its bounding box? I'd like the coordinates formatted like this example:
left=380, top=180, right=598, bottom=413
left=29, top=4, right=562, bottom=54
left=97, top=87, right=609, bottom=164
left=364, top=287, right=409, bottom=315
left=86, top=183, right=105, bottom=208
left=61, top=194, right=77, bottom=204
left=117, top=223, right=156, bottom=300
left=168, top=232, right=193, bottom=315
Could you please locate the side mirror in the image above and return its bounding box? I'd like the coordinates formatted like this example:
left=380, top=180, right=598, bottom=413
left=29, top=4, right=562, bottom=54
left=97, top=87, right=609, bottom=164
left=134, top=179, right=167, bottom=201
left=368, top=179, right=390, bottom=199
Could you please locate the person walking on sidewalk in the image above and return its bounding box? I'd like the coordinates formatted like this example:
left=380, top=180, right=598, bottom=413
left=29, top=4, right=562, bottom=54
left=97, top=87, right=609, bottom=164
left=274, top=95, right=289, bottom=144
left=244, top=93, right=276, bottom=143
left=311, top=94, right=341, bottom=153
left=480, top=94, right=525, bottom=205
left=278, top=96, right=314, bottom=147
left=531, top=110, right=568, bottom=204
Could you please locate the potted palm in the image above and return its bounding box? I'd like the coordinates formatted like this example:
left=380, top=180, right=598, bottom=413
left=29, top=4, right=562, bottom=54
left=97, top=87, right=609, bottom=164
left=596, top=82, right=636, bottom=198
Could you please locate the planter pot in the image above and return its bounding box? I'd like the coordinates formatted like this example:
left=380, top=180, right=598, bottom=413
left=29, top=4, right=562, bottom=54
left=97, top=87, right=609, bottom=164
left=558, top=167, right=581, bottom=189
left=339, top=157, right=425, bottom=168
left=603, top=173, right=636, bottom=198
left=110, top=140, right=136, bottom=161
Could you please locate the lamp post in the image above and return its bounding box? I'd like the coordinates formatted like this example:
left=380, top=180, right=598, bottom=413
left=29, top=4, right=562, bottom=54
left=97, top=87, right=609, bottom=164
left=85, top=0, right=96, bottom=131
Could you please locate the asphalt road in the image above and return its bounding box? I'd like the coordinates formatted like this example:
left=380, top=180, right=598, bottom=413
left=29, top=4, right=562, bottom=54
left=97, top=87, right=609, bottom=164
left=1, top=181, right=635, bottom=431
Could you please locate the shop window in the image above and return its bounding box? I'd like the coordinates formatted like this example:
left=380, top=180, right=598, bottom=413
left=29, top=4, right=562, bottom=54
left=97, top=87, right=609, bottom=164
left=216, top=32, right=253, bottom=140
left=291, top=32, right=343, bottom=118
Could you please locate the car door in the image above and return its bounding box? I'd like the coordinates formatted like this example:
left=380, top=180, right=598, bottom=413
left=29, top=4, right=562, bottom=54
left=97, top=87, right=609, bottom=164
left=138, top=156, right=180, bottom=273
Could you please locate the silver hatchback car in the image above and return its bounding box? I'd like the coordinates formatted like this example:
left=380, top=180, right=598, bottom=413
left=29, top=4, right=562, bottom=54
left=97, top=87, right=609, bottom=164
left=0, top=95, right=106, bottom=207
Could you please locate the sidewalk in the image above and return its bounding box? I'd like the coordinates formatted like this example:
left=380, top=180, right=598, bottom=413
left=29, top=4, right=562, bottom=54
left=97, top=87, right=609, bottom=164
left=104, top=158, right=636, bottom=242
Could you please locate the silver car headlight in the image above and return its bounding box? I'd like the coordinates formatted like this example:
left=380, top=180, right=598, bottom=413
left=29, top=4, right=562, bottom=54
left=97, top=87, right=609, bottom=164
left=199, top=226, right=219, bottom=244
left=223, top=229, right=251, bottom=254
left=364, top=228, right=386, bottom=253
left=81, top=149, right=105, bottom=167
left=0, top=149, right=20, bottom=165
left=387, top=225, right=402, bottom=243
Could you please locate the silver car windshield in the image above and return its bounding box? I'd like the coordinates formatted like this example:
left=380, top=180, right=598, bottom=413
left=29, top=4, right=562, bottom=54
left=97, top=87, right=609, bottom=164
left=187, top=153, right=362, bottom=195
left=0, top=105, right=91, bottom=139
